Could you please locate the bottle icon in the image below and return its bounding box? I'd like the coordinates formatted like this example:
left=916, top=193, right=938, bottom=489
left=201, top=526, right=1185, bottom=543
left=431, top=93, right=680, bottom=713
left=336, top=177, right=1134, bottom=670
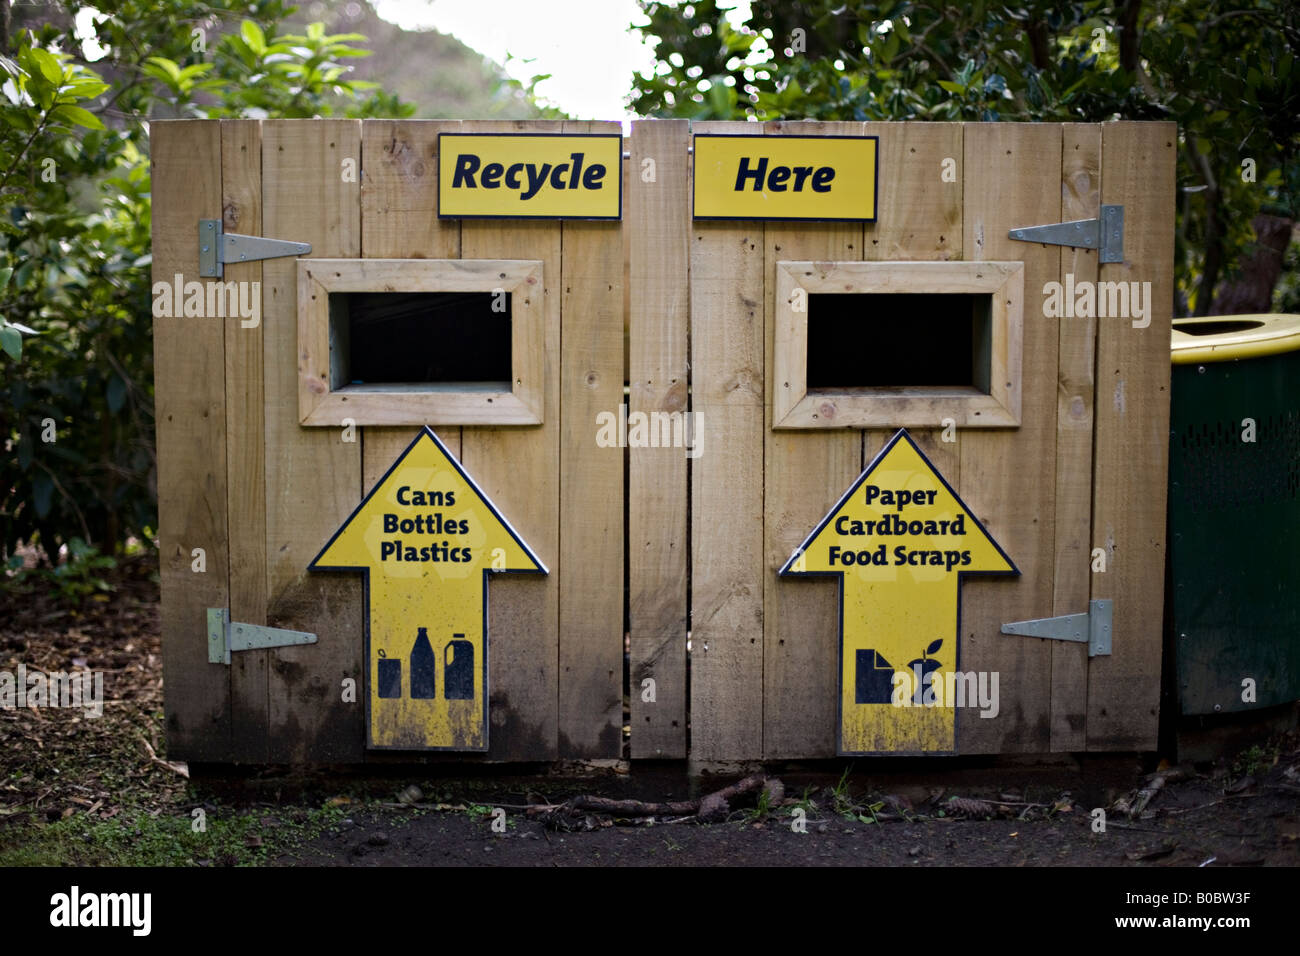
left=444, top=634, right=474, bottom=700
left=376, top=649, right=402, bottom=699
left=410, top=627, right=436, bottom=699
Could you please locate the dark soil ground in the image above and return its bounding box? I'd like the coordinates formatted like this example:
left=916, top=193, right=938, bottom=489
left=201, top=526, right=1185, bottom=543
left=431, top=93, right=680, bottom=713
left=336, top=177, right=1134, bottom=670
left=2, top=551, right=1297, bottom=867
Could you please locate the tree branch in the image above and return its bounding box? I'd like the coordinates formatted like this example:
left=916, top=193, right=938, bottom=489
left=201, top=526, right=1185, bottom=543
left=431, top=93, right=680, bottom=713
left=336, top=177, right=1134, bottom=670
left=1186, top=135, right=1223, bottom=316
left=0, top=106, right=54, bottom=196
left=1, top=0, right=11, bottom=59
left=1026, top=19, right=1050, bottom=71
left=1118, top=0, right=1141, bottom=74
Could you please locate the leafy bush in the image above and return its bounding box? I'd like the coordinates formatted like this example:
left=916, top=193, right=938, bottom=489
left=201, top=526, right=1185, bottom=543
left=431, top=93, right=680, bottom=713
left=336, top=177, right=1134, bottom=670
left=631, top=0, right=1300, bottom=316
left=0, top=1, right=411, bottom=564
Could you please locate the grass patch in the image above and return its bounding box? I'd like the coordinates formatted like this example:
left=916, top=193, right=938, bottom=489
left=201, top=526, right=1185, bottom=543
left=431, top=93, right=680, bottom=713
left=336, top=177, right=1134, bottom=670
left=0, top=802, right=349, bottom=867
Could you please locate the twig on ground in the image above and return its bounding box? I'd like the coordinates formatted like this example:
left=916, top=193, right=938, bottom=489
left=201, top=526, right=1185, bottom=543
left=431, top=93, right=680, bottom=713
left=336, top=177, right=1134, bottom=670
left=1160, top=793, right=1264, bottom=816
left=530, top=773, right=770, bottom=828
left=1103, top=821, right=1167, bottom=833
left=136, top=734, right=189, bottom=779
left=1114, top=766, right=1196, bottom=819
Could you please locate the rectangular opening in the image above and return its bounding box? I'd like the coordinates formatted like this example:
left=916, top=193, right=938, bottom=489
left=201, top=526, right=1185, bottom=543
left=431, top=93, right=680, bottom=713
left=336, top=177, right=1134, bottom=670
left=773, top=260, right=1022, bottom=429
left=806, top=293, right=992, bottom=392
left=299, top=258, right=543, bottom=426
left=329, top=291, right=512, bottom=390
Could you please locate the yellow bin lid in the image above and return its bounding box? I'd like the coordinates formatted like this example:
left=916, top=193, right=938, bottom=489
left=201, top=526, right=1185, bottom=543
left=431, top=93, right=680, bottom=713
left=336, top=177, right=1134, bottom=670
left=1171, top=314, right=1300, bottom=364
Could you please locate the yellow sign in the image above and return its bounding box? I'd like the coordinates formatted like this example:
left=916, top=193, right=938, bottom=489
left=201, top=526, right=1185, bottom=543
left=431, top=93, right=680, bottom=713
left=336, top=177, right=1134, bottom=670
left=310, top=428, right=546, bottom=751
left=437, top=133, right=622, bottom=219
left=693, top=134, right=877, bottom=221
left=780, top=429, right=1017, bottom=754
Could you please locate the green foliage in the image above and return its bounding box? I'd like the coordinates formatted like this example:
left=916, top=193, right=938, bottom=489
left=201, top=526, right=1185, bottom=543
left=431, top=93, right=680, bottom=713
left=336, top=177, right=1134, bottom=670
left=0, top=39, right=111, bottom=367
left=0, top=1, right=413, bottom=562
left=792, top=784, right=818, bottom=813
left=829, top=764, right=855, bottom=815
left=1276, top=240, right=1300, bottom=313
left=497, top=55, right=568, bottom=120
left=282, top=1, right=563, bottom=120
left=631, top=0, right=1300, bottom=315
left=740, top=784, right=773, bottom=823
left=0, top=802, right=348, bottom=866
left=1230, top=743, right=1267, bottom=779
left=0, top=266, right=31, bottom=361
left=40, top=537, right=117, bottom=604
left=856, top=800, right=884, bottom=825
left=5, top=534, right=117, bottom=604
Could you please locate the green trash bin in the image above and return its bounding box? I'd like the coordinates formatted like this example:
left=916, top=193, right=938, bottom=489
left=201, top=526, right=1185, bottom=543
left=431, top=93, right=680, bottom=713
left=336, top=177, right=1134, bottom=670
left=1169, top=314, right=1300, bottom=715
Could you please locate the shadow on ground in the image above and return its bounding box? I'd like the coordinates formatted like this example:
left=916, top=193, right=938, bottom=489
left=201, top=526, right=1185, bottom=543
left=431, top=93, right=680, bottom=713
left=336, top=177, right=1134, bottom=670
left=2, top=553, right=1297, bottom=866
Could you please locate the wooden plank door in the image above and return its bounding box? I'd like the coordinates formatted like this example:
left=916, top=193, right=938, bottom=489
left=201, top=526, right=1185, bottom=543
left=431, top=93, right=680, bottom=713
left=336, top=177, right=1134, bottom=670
left=957, top=121, right=1173, bottom=754
left=159, top=118, right=624, bottom=763
left=685, top=121, right=1173, bottom=759
left=956, top=122, right=1065, bottom=754
left=153, top=120, right=232, bottom=761
left=1086, top=122, right=1174, bottom=751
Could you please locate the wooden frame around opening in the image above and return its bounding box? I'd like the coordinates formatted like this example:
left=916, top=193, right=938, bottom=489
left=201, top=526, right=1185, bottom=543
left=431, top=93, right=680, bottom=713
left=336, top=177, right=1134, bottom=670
left=773, top=260, right=1024, bottom=429
left=297, top=258, right=544, bottom=426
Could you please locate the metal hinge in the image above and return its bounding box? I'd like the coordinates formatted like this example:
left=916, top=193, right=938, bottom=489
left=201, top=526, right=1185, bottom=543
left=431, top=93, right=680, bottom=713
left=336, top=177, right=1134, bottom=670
left=207, top=608, right=317, bottom=665
left=198, top=219, right=312, bottom=279
left=1008, top=205, right=1124, bottom=263
left=1001, top=599, right=1113, bottom=657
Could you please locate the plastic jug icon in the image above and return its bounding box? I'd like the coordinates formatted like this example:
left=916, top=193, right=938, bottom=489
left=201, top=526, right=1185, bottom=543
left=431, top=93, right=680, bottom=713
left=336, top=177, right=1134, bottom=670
left=444, top=634, right=474, bottom=700
left=410, top=627, right=436, bottom=699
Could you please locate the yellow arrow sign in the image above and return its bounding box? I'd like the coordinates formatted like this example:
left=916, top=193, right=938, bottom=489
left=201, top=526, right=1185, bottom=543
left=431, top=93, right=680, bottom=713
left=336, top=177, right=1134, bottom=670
left=780, top=429, right=1018, bottom=754
left=310, top=427, right=546, bottom=751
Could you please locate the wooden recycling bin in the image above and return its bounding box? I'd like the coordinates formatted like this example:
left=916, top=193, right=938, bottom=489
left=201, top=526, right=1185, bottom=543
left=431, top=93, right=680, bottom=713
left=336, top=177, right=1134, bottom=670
left=153, top=118, right=1174, bottom=763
